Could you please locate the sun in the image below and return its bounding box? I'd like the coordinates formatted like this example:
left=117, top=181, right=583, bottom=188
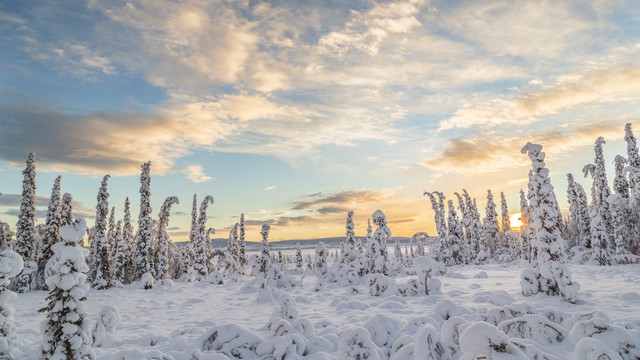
left=509, top=212, right=523, bottom=229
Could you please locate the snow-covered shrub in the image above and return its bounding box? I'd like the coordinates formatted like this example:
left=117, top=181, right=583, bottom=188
left=404, top=316, right=440, bottom=336
left=368, top=274, right=390, bottom=296
left=0, top=250, right=23, bottom=358
left=292, top=318, right=315, bottom=339
left=498, top=314, right=568, bottom=345
left=485, top=303, right=538, bottom=326
left=141, top=271, right=155, bottom=290
left=40, top=219, right=95, bottom=360
left=256, top=334, right=307, bottom=359
left=440, top=316, right=470, bottom=356
left=389, top=335, right=414, bottom=360
left=208, top=270, right=224, bottom=285
left=92, top=305, right=120, bottom=347
left=199, top=324, right=264, bottom=359
left=363, top=314, right=403, bottom=349
left=414, top=256, right=442, bottom=295
left=569, top=318, right=640, bottom=360
left=434, top=299, right=466, bottom=322
left=414, top=323, right=451, bottom=360
left=574, top=338, right=624, bottom=360
left=338, top=327, right=380, bottom=360
left=458, top=321, right=527, bottom=360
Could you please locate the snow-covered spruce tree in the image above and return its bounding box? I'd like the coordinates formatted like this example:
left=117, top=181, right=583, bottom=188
left=107, top=207, right=116, bottom=263
left=613, top=155, right=629, bottom=198
left=500, top=192, right=510, bottom=232
left=35, top=176, right=62, bottom=291
left=13, top=152, right=37, bottom=293
left=370, top=210, right=390, bottom=275
left=592, top=137, right=615, bottom=251
left=295, top=242, right=303, bottom=270
left=193, top=196, right=214, bottom=280
left=0, top=223, right=12, bottom=251
left=393, top=237, right=403, bottom=268
left=134, top=162, right=154, bottom=285
left=566, top=173, right=591, bottom=250
left=519, top=189, right=532, bottom=262
left=624, top=123, right=640, bottom=253
left=258, top=224, right=271, bottom=276
left=445, top=199, right=465, bottom=265
left=424, top=192, right=447, bottom=263
left=60, top=193, right=74, bottom=227
left=239, top=213, right=246, bottom=266
left=483, top=190, right=500, bottom=254
left=454, top=192, right=470, bottom=252
left=340, top=210, right=357, bottom=264
left=189, top=194, right=197, bottom=244
left=609, top=192, right=637, bottom=263
left=122, top=198, right=135, bottom=284
left=227, top=223, right=239, bottom=264
left=156, top=196, right=179, bottom=281
left=40, top=219, right=95, bottom=360
left=111, top=221, right=128, bottom=285
left=314, top=241, right=329, bottom=277
left=90, top=175, right=112, bottom=289
left=520, top=142, right=579, bottom=303
left=0, top=250, right=23, bottom=358
left=463, top=191, right=489, bottom=264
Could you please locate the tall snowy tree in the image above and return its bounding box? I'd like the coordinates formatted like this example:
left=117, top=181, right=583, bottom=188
left=239, top=213, right=246, bottom=266
left=156, top=196, right=179, bottom=281
left=107, top=207, right=116, bottom=263
left=122, top=197, right=134, bottom=284
left=340, top=211, right=357, bottom=264
left=258, top=224, right=271, bottom=275
left=60, top=193, right=74, bottom=227
left=193, top=195, right=214, bottom=280
left=500, top=192, right=510, bottom=233
left=519, top=189, right=532, bottom=262
left=520, top=143, right=579, bottom=303
left=424, top=192, right=447, bottom=262
left=566, top=173, right=591, bottom=250
left=613, top=155, right=629, bottom=198
left=189, top=194, right=197, bottom=244
left=35, top=176, right=62, bottom=291
left=295, top=242, right=303, bottom=270
left=462, top=190, right=488, bottom=263
left=227, top=223, right=239, bottom=264
left=13, top=153, right=37, bottom=293
left=134, top=162, right=154, bottom=283
left=483, top=190, right=500, bottom=253
left=590, top=137, right=615, bottom=252
left=40, top=219, right=95, bottom=360
left=90, top=175, right=112, bottom=289
left=111, top=221, right=128, bottom=285
left=370, top=210, right=390, bottom=275
left=445, top=199, right=465, bottom=265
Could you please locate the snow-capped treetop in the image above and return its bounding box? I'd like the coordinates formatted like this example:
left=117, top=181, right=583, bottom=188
left=190, top=194, right=197, bottom=243
left=15, top=151, right=37, bottom=261
left=500, top=192, right=510, bottom=232
left=60, top=218, right=88, bottom=247
left=261, top=224, right=271, bottom=242
left=197, top=195, right=214, bottom=234
left=613, top=155, right=629, bottom=198
left=60, top=192, right=74, bottom=227
left=483, top=190, right=499, bottom=238
left=424, top=192, right=447, bottom=239
left=345, top=211, right=356, bottom=245
left=158, top=196, right=179, bottom=233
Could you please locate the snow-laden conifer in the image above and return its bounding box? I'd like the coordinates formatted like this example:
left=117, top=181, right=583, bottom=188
left=156, top=196, right=179, bottom=281
left=13, top=153, right=36, bottom=293
left=566, top=173, right=591, bottom=250
left=60, top=193, right=74, bottom=227
left=314, top=241, right=329, bottom=276
left=0, top=223, right=12, bottom=251
left=239, top=213, right=246, bottom=266
left=520, top=143, right=579, bottom=303
left=609, top=192, right=636, bottom=263
left=424, top=192, right=446, bottom=262
left=111, top=221, right=128, bottom=285
left=90, top=175, right=112, bottom=289
left=35, top=176, right=62, bottom=291
left=295, top=242, right=303, bottom=270
left=40, top=219, right=95, bottom=360
left=340, top=211, right=357, bottom=264
left=370, top=210, right=390, bottom=275
left=258, top=224, right=271, bottom=276
left=227, top=223, right=239, bottom=264
left=445, top=199, right=465, bottom=266
left=591, top=137, right=615, bottom=252
left=519, top=189, right=533, bottom=262
left=107, top=207, right=116, bottom=263
left=122, top=198, right=134, bottom=284
left=454, top=192, right=470, bottom=251
left=483, top=190, right=500, bottom=254
left=193, top=196, right=214, bottom=280
left=0, top=250, right=23, bottom=358
left=500, top=192, right=510, bottom=233
left=134, top=162, right=154, bottom=284
left=613, top=155, right=629, bottom=198
left=463, top=191, right=489, bottom=263
left=14, top=152, right=37, bottom=262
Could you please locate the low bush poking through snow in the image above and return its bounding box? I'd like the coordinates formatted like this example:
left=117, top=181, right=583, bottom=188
left=338, top=327, right=381, bottom=360
left=92, top=305, right=120, bottom=347
left=369, top=274, right=390, bottom=296
left=459, top=322, right=528, bottom=360
left=569, top=318, right=640, bottom=360
left=413, top=256, right=443, bottom=295
left=199, top=324, right=264, bottom=359
left=498, top=314, right=568, bottom=345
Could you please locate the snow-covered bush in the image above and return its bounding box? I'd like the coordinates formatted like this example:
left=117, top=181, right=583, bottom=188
left=569, top=318, right=640, bottom=360
left=414, top=256, right=442, bottom=295
left=414, top=323, right=451, bottom=360
left=92, top=305, right=120, bottom=347
left=40, top=219, right=95, bottom=359
left=458, top=321, right=527, bottom=360
left=0, top=250, right=23, bottom=358
left=368, top=274, right=390, bottom=296
left=338, top=327, right=381, bottom=360
left=498, top=314, right=568, bottom=345
left=199, top=323, right=264, bottom=359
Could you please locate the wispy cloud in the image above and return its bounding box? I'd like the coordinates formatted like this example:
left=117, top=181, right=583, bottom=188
left=181, top=164, right=212, bottom=183
left=264, top=185, right=277, bottom=191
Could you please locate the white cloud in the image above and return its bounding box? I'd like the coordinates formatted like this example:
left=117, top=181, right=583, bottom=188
left=181, top=164, right=212, bottom=183
left=264, top=185, right=277, bottom=191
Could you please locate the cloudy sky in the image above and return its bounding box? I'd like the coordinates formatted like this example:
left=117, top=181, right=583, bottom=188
left=1, top=0, right=639, bottom=242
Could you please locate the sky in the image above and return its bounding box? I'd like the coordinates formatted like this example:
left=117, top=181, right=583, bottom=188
left=1, top=0, right=640, bottom=243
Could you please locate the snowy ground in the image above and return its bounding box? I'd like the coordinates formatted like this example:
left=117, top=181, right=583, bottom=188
left=11, top=259, right=640, bottom=359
